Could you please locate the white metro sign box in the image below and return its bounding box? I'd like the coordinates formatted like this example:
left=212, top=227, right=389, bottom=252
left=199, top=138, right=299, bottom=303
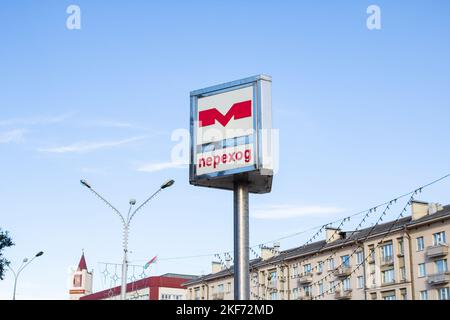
left=189, top=75, right=274, bottom=194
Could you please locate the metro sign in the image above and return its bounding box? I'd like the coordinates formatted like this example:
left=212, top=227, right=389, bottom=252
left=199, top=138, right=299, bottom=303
left=190, top=75, right=273, bottom=194
left=199, top=100, right=252, bottom=127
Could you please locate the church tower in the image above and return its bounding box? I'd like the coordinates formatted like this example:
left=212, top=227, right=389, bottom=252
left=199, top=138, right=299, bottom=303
left=69, top=251, right=93, bottom=300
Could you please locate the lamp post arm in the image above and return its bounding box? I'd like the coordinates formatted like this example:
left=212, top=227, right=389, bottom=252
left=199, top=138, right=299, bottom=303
left=88, top=187, right=126, bottom=226
left=128, top=188, right=162, bottom=224
left=6, top=264, right=17, bottom=279
left=17, top=256, right=37, bottom=278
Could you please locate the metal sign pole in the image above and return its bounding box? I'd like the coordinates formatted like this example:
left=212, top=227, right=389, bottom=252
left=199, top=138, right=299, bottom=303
left=233, top=180, right=250, bottom=300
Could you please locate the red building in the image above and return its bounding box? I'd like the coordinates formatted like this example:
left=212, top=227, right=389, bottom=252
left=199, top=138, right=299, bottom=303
left=79, top=273, right=197, bottom=300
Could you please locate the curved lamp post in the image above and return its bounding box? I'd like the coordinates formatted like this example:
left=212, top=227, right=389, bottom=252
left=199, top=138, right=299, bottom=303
left=80, top=179, right=174, bottom=300
left=8, top=251, right=44, bottom=300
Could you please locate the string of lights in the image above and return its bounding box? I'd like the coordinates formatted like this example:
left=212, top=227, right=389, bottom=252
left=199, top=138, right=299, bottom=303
left=310, top=193, right=417, bottom=300
left=126, top=174, right=448, bottom=300
left=242, top=175, right=449, bottom=300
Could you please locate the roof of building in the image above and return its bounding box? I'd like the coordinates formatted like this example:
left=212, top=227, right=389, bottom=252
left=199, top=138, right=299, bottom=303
left=184, top=203, right=450, bottom=287
left=77, top=253, right=88, bottom=271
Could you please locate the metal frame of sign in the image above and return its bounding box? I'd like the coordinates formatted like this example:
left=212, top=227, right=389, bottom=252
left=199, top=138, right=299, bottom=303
left=189, top=74, right=273, bottom=194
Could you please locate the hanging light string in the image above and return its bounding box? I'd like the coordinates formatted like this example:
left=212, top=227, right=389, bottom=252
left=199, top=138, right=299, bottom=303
left=311, top=192, right=418, bottom=300
left=302, top=201, right=393, bottom=292
left=125, top=174, right=448, bottom=300
left=244, top=174, right=448, bottom=300
left=247, top=204, right=380, bottom=298
left=294, top=201, right=393, bottom=281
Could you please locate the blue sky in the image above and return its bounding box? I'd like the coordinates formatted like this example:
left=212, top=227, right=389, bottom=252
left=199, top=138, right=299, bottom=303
left=0, top=0, right=449, bottom=299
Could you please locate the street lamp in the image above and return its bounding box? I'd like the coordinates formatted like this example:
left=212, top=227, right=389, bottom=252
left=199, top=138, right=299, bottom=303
left=8, top=251, right=44, bottom=300
left=80, top=179, right=174, bottom=300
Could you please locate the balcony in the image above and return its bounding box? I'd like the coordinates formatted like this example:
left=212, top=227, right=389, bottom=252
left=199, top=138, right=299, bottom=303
left=212, top=292, right=225, bottom=300
left=426, top=244, right=449, bottom=259
left=299, top=293, right=312, bottom=300
left=298, top=273, right=313, bottom=285
left=335, top=289, right=352, bottom=300
left=381, top=256, right=394, bottom=266
left=333, top=266, right=352, bottom=278
left=428, top=272, right=450, bottom=286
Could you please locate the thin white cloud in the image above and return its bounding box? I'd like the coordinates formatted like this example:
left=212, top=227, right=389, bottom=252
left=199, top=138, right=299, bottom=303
left=137, top=161, right=187, bottom=172
left=85, top=119, right=135, bottom=128
left=38, top=136, right=146, bottom=154
left=251, top=204, right=345, bottom=220
left=0, top=112, right=75, bottom=126
left=0, top=129, right=26, bottom=144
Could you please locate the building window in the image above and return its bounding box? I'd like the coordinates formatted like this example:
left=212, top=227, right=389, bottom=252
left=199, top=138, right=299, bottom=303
left=328, top=258, right=335, bottom=270
left=382, top=268, right=395, bottom=284
left=397, top=238, right=404, bottom=255
left=420, top=290, right=428, bottom=300
left=293, top=265, right=299, bottom=278
left=435, top=259, right=448, bottom=274
left=292, top=288, right=299, bottom=300
left=329, top=281, right=335, bottom=294
left=252, top=273, right=258, bottom=287
left=370, top=293, right=377, bottom=300
left=400, top=266, right=406, bottom=281
left=356, top=251, right=364, bottom=265
left=304, top=285, right=312, bottom=297
left=218, top=284, right=224, bottom=293
left=269, top=271, right=277, bottom=288
left=380, top=242, right=393, bottom=263
left=438, top=287, right=450, bottom=300
left=357, top=276, right=364, bottom=289
left=194, top=288, right=201, bottom=300
left=227, top=282, right=231, bottom=293
left=318, top=281, right=324, bottom=295
left=418, top=263, right=426, bottom=277
left=341, top=255, right=350, bottom=268
left=73, top=274, right=82, bottom=287
left=416, top=237, right=425, bottom=251
left=400, top=288, right=407, bottom=300
left=369, top=245, right=375, bottom=261
left=304, top=263, right=312, bottom=274
left=383, top=291, right=396, bottom=300
left=433, top=231, right=447, bottom=246
left=270, top=292, right=278, bottom=300
left=317, top=261, right=323, bottom=273
left=342, top=278, right=351, bottom=291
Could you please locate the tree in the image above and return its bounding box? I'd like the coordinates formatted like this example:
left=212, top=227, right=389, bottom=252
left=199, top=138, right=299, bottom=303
left=0, top=228, right=14, bottom=280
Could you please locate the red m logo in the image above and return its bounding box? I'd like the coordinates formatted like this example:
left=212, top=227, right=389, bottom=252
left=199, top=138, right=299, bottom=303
left=199, top=100, right=252, bottom=127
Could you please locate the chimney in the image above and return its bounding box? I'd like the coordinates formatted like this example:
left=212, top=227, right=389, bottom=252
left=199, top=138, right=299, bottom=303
left=325, top=227, right=343, bottom=243
left=261, top=246, right=275, bottom=260
left=428, top=203, right=443, bottom=215
left=225, top=255, right=231, bottom=269
left=212, top=261, right=222, bottom=274
left=411, top=200, right=429, bottom=220
left=273, top=242, right=281, bottom=255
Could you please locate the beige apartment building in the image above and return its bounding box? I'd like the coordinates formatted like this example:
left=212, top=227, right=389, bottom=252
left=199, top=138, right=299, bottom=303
left=184, top=200, right=450, bottom=300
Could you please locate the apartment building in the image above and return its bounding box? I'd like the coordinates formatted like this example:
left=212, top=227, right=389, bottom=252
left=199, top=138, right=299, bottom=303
left=184, top=200, right=450, bottom=300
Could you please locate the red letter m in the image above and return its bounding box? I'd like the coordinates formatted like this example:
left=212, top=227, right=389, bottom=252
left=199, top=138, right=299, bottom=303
left=199, top=100, right=252, bottom=127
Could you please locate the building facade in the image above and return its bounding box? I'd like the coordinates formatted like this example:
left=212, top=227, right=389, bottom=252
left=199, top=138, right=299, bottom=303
left=184, top=200, right=450, bottom=300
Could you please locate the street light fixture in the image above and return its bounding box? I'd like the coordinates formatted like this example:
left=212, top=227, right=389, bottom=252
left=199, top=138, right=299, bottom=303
left=161, top=179, right=175, bottom=189
left=80, top=179, right=174, bottom=300
left=8, top=251, right=44, bottom=300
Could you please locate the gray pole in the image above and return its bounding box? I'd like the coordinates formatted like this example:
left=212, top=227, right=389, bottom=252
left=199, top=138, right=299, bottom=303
left=12, top=273, right=18, bottom=300
left=120, top=224, right=129, bottom=300
left=233, top=181, right=250, bottom=300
